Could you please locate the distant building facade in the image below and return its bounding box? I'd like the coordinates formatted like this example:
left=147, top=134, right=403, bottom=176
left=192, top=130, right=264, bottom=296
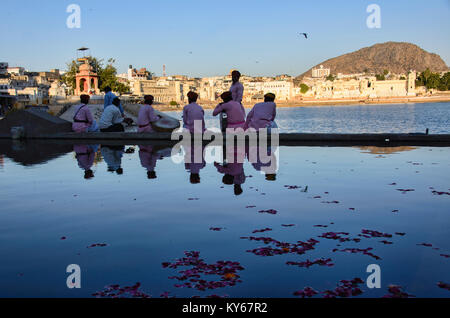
left=312, top=65, right=330, bottom=78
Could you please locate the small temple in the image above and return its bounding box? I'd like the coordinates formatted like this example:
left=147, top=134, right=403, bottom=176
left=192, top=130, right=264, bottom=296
left=75, top=58, right=99, bottom=95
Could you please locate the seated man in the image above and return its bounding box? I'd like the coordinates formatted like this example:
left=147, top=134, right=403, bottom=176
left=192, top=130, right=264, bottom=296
left=104, top=86, right=124, bottom=116
left=244, top=92, right=277, bottom=131
left=137, top=95, right=159, bottom=133
left=72, top=94, right=99, bottom=133
left=182, top=91, right=205, bottom=133
left=212, top=91, right=246, bottom=130
left=99, top=97, right=125, bottom=132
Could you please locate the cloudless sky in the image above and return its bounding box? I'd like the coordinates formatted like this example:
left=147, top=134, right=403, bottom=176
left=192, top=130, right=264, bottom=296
left=1, top=0, right=449, bottom=77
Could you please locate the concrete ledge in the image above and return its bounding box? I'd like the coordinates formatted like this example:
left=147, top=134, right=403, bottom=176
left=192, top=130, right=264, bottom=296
left=1, top=132, right=450, bottom=146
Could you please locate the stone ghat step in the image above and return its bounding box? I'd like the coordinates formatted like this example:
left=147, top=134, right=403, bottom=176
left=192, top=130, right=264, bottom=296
left=2, top=132, right=449, bottom=146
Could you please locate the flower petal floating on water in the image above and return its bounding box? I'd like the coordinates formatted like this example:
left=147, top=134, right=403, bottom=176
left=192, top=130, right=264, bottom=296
left=286, top=258, right=334, bottom=268
left=209, top=227, right=224, bottom=231
left=395, top=232, right=406, bottom=236
left=284, top=185, right=301, bottom=190
left=188, top=198, right=200, bottom=201
left=321, top=201, right=340, bottom=204
left=252, top=228, right=272, bottom=234
left=293, top=287, right=319, bottom=298
left=437, top=282, right=450, bottom=291
left=396, top=189, right=415, bottom=194
left=333, top=247, right=381, bottom=260
left=417, top=243, right=433, bottom=247
left=281, top=224, right=295, bottom=227
left=87, top=243, right=108, bottom=248
left=258, top=209, right=278, bottom=215
left=322, top=278, right=365, bottom=298
left=162, top=251, right=244, bottom=291
left=60, top=236, right=67, bottom=240
left=319, top=232, right=360, bottom=243
left=382, top=285, right=415, bottom=298
left=379, top=240, right=393, bottom=245
left=361, top=229, right=392, bottom=238
left=93, top=282, right=151, bottom=298
left=440, top=254, right=450, bottom=258
left=432, top=190, right=450, bottom=196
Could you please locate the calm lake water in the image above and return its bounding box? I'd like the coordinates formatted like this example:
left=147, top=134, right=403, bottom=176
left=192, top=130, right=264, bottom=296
left=0, top=140, right=449, bottom=298
left=166, top=102, right=450, bottom=134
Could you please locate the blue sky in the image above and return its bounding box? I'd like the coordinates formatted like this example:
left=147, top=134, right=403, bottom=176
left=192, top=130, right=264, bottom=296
left=1, top=0, right=449, bottom=77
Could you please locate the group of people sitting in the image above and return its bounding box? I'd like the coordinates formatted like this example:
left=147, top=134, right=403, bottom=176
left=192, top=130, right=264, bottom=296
left=72, top=71, right=277, bottom=134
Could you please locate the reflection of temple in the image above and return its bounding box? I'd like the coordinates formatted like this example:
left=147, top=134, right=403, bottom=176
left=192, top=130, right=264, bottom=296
left=75, top=58, right=99, bottom=95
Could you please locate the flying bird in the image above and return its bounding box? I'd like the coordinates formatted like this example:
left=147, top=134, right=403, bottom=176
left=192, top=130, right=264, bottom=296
left=300, top=33, right=308, bottom=39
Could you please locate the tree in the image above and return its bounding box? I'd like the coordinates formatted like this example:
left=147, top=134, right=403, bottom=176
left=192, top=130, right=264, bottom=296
left=299, top=83, right=309, bottom=94
left=326, top=74, right=336, bottom=82
left=439, top=72, right=450, bottom=91
left=61, top=57, right=130, bottom=95
left=375, top=74, right=385, bottom=81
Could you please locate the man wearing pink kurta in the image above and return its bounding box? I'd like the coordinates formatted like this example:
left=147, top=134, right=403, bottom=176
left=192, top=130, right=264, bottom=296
left=139, top=145, right=158, bottom=179
left=72, top=95, right=99, bottom=133
left=182, top=91, right=205, bottom=133
left=245, top=93, right=277, bottom=131
left=213, top=91, right=246, bottom=129
left=74, top=144, right=98, bottom=179
left=137, top=95, right=159, bottom=133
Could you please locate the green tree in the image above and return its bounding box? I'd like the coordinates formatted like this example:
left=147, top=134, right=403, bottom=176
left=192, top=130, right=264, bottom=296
left=326, top=74, right=336, bottom=82
left=438, top=72, right=450, bottom=91
left=61, top=57, right=130, bottom=95
left=299, top=83, right=309, bottom=94
left=375, top=74, right=385, bottom=81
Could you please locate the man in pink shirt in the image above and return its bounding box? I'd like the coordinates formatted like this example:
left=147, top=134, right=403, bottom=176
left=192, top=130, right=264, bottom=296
left=139, top=145, right=158, bottom=179
left=182, top=91, right=205, bottom=134
left=213, top=92, right=246, bottom=130
left=137, top=95, right=159, bottom=133
left=245, top=93, right=277, bottom=131
left=74, top=144, right=98, bottom=179
left=72, top=95, right=99, bottom=133
left=230, top=70, right=244, bottom=104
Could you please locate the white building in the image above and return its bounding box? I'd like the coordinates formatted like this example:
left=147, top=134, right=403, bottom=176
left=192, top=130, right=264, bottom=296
left=7, top=67, right=25, bottom=76
left=311, top=65, right=330, bottom=78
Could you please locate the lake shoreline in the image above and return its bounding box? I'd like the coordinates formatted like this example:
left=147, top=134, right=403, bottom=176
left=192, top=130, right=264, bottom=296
left=150, top=94, right=450, bottom=111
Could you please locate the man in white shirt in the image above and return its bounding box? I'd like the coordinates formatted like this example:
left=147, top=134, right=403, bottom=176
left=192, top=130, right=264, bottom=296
left=99, top=97, right=125, bottom=132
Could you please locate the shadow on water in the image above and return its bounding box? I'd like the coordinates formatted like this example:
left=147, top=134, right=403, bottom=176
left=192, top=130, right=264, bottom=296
left=0, top=139, right=73, bottom=166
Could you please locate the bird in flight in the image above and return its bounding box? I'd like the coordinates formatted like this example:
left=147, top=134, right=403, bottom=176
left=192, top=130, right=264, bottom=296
left=300, top=33, right=308, bottom=39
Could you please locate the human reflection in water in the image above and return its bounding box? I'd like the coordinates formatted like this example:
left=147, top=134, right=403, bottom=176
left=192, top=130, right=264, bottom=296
left=248, top=145, right=278, bottom=181
left=138, top=144, right=172, bottom=179
left=184, top=144, right=206, bottom=184
left=74, top=144, right=99, bottom=179
left=101, top=145, right=124, bottom=174
left=214, top=145, right=246, bottom=195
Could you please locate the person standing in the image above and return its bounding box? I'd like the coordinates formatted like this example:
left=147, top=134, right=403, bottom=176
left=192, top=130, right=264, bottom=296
left=213, top=91, right=246, bottom=130
left=104, top=86, right=124, bottom=116
left=99, top=97, right=125, bottom=132
left=182, top=91, right=205, bottom=134
left=230, top=70, right=244, bottom=104
left=72, top=94, right=99, bottom=133
left=244, top=92, right=277, bottom=131
left=137, top=95, right=159, bottom=133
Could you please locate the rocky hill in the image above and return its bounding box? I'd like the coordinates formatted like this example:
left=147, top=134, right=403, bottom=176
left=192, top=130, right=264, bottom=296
left=297, top=42, right=448, bottom=79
